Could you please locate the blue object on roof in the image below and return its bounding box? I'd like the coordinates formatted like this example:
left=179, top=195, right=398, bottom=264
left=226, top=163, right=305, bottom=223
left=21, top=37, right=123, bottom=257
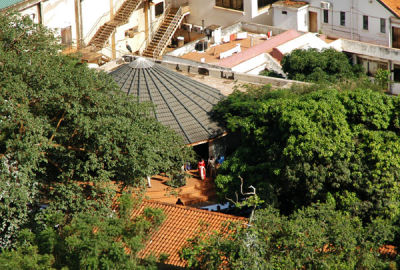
left=0, top=0, right=26, bottom=10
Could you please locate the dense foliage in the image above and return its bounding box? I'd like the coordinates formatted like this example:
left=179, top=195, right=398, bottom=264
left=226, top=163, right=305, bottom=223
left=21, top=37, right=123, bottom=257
left=281, top=48, right=363, bottom=83
left=0, top=13, right=191, bottom=267
left=181, top=201, right=397, bottom=269
left=213, top=84, right=400, bottom=221
left=0, top=195, right=167, bottom=270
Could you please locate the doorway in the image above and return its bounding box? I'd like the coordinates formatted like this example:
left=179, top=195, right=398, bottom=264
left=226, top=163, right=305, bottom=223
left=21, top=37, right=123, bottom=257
left=193, top=142, right=209, bottom=163
left=392, top=27, right=400, bottom=49
left=309, top=11, right=317, bottom=32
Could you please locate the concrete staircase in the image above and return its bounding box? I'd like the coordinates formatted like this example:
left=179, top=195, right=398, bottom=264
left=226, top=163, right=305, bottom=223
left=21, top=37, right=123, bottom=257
left=88, top=0, right=142, bottom=51
left=143, top=5, right=189, bottom=58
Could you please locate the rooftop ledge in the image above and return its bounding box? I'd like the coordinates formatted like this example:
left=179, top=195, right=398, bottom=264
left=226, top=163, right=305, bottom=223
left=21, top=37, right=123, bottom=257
left=213, top=5, right=245, bottom=15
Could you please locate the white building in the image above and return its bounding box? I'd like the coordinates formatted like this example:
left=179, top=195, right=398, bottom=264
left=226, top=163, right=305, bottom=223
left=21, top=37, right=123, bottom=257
left=171, top=0, right=275, bottom=28
left=272, top=0, right=400, bottom=48
left=1, top=0, right=168, bottom=59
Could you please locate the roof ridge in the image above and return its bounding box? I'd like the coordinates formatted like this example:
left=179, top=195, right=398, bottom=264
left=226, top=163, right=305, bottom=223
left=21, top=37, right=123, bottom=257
left=142, top=199, right=248, bottom=221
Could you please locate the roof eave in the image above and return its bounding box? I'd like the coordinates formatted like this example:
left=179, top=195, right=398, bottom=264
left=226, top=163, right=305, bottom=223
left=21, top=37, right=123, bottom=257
left=377, top=0, right=400, bottom=19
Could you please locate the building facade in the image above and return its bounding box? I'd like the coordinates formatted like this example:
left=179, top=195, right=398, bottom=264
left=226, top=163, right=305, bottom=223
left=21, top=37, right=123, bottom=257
left=2, top=0, right=168, bottom=59
left=171, top=0, right=275, bottom=28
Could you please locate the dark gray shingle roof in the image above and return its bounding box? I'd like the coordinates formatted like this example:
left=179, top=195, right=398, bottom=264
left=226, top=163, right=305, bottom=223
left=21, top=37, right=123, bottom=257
left=110, top=58, right=224, bottom=144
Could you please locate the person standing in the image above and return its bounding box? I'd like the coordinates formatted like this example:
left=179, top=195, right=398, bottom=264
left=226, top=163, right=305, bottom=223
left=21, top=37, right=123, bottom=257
left=198, top=158, right=206, bottom=180
left=208, top=156, right=216, bottom=179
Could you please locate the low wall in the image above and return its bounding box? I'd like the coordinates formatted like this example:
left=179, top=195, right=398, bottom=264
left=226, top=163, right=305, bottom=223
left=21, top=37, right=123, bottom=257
left=159, top=59, right=307, bottom=88
left=391, top=83, right=400, bottom=95
left=341, top=39, right=400, bottom=62
left=241, top=22, right=287, bottom=36
left=162, top=55, right=231, bottom=71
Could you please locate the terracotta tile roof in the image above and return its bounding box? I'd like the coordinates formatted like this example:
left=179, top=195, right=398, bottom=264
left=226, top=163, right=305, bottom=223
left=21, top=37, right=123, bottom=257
left=130, top=200, right=247, bottom=267
left=218, top=29, right=302, bottom=68
left=379, top=0, right=400, bottom=18
left=379, top=245, right=397, bottom=258
left=273, top=0, right=308, bottom=8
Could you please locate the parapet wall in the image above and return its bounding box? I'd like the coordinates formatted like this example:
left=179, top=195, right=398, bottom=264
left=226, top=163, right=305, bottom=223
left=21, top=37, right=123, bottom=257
left=158, top=59, right=308, bottom=88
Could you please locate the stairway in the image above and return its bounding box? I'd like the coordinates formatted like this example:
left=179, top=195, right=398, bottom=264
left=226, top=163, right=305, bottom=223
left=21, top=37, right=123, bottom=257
left=88, top=0, right=142, bottom=51
left=142, top=6, right=189, bottom=58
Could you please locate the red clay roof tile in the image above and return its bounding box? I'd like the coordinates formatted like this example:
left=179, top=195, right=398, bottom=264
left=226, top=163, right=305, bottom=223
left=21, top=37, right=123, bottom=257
left=379, top=0, right=400, bottom=18
left=131, top=200, right=247, bottom=267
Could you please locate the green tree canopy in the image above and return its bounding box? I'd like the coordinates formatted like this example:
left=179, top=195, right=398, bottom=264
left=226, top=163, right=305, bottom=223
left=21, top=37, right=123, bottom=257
left=281, top=48, right=363, bottom=83
left=181, top=201, right=396, bottom=269
left=0, top=194, right=167, bottom=270
left=213, top=84, right=400, bottom=221
left=0, top=13, right=191, bottom=249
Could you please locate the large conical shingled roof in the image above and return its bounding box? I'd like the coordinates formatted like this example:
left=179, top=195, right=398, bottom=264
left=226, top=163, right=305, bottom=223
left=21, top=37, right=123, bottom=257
left=110, top=57, right=224, bottom=144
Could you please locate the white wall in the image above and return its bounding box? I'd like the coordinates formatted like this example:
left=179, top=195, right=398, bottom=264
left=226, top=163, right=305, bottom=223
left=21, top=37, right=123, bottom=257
left=296, top=6, right=308, bottom=32
left=19, top=4, right=40, bottom=24
left=81, top=0, right=110, bottom=45
left=41, top=0, right=77, bottom=43
left=172, top=0, right=272, bottom=29
left=305, top=0, right=393, bottom=46
left=273, top=5, right=308, bottom=32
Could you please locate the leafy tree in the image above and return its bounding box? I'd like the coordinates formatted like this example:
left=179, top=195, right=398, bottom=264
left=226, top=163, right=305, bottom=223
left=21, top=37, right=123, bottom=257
left=375, top=68, right=391, bottom=91
left=0, top=195, right=166, bottom=270
left=181, top=201, right=396, bottom=269
left=0, top=13, right=191, bottom=248
left=281, top=48, right=363, bottom=83
left=213, top=84, right=400, bottom=221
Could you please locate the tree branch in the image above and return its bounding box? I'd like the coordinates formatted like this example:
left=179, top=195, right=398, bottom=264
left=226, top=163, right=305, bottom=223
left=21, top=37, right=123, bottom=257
left=49, top=111, right=66, bottom=142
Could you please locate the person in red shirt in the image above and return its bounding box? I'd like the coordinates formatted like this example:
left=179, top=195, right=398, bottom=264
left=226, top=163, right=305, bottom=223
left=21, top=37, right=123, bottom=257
left=198, top=158, right=206, bottom=180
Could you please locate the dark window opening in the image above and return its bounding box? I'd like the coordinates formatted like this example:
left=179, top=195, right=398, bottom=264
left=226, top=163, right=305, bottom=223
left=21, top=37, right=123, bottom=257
left=155, top=2, right=164, bottom=17
left=258, top=0, right=274, bottom=10
left=394, top=65, right=400, bottom=82
left=215, top=0, right=243, bottom=11
left=340, top=11, right=345, bottom=26
left=323, top=9, right=328, bottom=23
left=393, top=27, right=400, bottom=49
left=198, top=68, right=209, bottom=75
left=282, top=10, right=287, bottom=15
left=380, top=18, right=386, bottom=33
left=363, top=15, right=368, bottom=30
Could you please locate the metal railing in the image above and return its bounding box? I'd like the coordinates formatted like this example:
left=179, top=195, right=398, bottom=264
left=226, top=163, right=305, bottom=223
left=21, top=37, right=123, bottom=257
left=138, top=3, right=171, bottom=54
left=84, top=0, right=141, bottom=46
left=152, top=5, right=183, bottom=58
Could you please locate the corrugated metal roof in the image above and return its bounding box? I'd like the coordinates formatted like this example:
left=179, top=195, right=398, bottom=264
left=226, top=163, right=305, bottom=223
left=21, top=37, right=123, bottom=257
left=0, top=0, right=26, bottom=10
left=110, top=57, right=224, bottom=144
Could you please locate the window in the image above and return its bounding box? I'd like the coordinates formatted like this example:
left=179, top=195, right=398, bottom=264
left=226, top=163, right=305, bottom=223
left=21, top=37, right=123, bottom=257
left=363, top=15, right=368, bottom=30
left=380, top=18, right=386, bottom=33
left=155, top=2, right=164, bottom=17
left=258, top=0, right=273, bottom=10
left=340, top=11, right=345, bottom=26
left=282, top=10, right=287, bottom=15
left=323, top=9, right=328, bottom=23
left=215, top=0, right=243, bottom=11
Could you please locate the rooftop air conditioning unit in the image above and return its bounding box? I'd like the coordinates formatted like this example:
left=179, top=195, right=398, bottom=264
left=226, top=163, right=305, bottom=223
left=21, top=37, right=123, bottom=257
left=321, top=1, right=331, bottom=9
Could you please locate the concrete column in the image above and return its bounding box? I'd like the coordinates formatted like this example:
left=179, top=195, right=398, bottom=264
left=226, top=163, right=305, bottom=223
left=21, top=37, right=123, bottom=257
left=74, top=0, right=82, bottom=48
left=145, top=1, right=150, bottom=42
left=389, top=60, right=394, bottom=93
left=352, top=54, right=357, bottom=65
